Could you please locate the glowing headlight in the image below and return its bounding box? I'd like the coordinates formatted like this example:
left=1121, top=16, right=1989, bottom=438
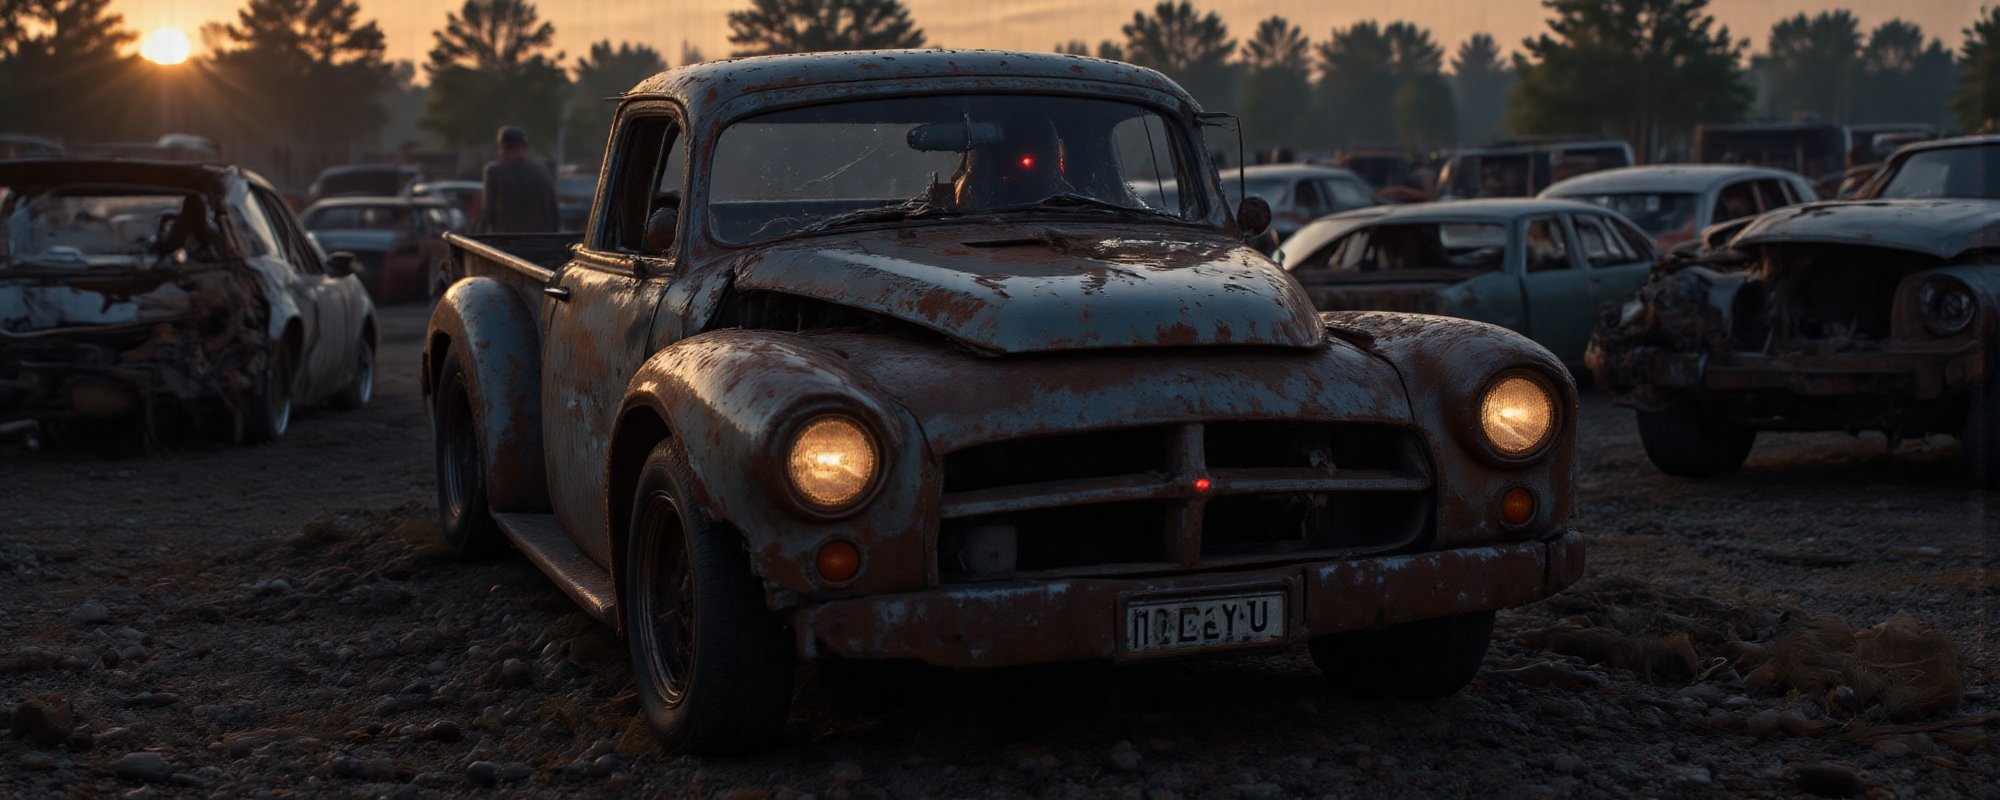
left=785, top=415, right=880, bottom=511
left=1479, top=374, right=1557, bottom=459
left=1918, top=278, right=1976, bottom=337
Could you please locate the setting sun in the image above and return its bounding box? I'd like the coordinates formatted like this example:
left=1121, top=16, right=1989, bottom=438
left=140, top=27, right=191, bottom=66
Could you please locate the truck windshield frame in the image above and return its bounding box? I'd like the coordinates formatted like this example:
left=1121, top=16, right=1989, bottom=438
left=705, top=93, right=1210, bottom=246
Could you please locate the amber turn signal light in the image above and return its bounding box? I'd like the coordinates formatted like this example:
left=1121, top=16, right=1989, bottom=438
left=1500, top=487, right=1535, bottom=527
left=817, top=540, right=861, bottom=583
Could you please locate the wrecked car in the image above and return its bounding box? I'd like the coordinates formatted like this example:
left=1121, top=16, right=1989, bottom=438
left=1, top=160, right=378, bottom=446
left=425, top=50, right=1584, bottom=755
left=1273, top=199, right=1658, bottom=366
left=1588, top=135, right=2000, bottom=480
left=301, top=196, right=455, bottom=304
left=1540, top=165, right=1817, bottom=252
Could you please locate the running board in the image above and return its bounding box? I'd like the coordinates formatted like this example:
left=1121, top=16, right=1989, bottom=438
left=492, top=512, right=616, bottom=623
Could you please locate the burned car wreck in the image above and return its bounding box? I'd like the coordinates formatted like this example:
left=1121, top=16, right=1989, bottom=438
left=1588, top=135, right=2000, bottom=480
left=1, top=160, right=378, bottom=447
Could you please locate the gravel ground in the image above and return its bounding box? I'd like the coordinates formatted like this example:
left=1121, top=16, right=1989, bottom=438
left=2, top=304, right=1995, bottom=799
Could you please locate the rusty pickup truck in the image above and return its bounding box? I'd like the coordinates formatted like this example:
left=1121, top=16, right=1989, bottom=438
left=1589, top=135, right=2000, bottom=482
left=424, top=50, right=1584, bottom=754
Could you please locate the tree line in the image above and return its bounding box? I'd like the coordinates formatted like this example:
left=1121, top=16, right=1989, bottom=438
left=1, top=0, right=1998, bottom=180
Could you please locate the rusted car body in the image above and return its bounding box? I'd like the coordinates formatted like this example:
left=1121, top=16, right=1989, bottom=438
left=424, top=50, right=1583, bottom=754
left=1588, top=135, right=2000, bottom=480
left=1541, top=165, right=1818, bottom=252
left=1, top=160, right=378, bottom=446
left=1273, top=199, right=1658, bottom=366
left=301, top=197, right=455, bottom=304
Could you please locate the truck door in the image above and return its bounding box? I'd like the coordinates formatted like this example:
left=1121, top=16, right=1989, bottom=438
left=541, top=107, right=687, bottom=566
left=1518, top=214, right=1593, bottom=364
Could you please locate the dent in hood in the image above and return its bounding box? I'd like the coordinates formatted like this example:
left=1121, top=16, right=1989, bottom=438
left=729, top=224, right=1325, bottom=354
left=1733, top=199, right=2000, bottom=259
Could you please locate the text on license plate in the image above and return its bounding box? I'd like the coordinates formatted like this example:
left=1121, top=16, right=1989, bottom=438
left=1123, top=590, right=1286, bottom=656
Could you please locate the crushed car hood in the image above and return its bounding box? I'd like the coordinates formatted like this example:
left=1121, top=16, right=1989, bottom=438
left=1732, top=199, right=2000, bottom=259
left=730, top=223, right=1325, bottom=354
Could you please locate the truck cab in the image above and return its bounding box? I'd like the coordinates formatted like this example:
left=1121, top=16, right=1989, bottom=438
left=424, top=50, right=1584, bottom=754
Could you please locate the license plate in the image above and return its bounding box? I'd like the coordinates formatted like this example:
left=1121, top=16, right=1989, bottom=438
left=1122, top=590, right=1286, bottom=657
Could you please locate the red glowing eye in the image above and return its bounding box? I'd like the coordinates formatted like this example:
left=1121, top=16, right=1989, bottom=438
left=1193, top=477, right=1211, bottom=493
left=1020, top=155, right=1034, bottom=168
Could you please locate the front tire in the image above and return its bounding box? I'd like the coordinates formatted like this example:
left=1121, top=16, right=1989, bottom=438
left=1308, top=611, right=1495, bottom=698
left=1635, top=403, right=1755, bottom=478
left=330, top=335, right=375, bottom=411
left=243, top=347, right=292, bottom=443
left=433, top=350, right=501, bottom=557
left=625, top=441, right=794, bottom=755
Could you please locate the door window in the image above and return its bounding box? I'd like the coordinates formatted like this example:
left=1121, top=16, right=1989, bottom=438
left=598, top=112, right=686, bottom=255
left=1293, top=179, right=1325, bottom=216
left=1326, top=178, right=1373, bottom=208
left=1523, top=217, right=1571, bottom=272
left=1751, top=179, right=1790, bottom=211
left=1713, top=181, right=1759, bottom=223
left=1606, top=215, right=1658, bottom=261
left=1574, top=215, right=1636, bottom=266
left=231, top=193, right=282, bottom=258
left=254, top=189, right=322, bottom=274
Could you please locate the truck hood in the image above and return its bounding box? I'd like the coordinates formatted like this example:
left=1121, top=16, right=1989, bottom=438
left=729, top=223, right=1324, bottom=354
left=1733, top=199, right=2000, bottom=259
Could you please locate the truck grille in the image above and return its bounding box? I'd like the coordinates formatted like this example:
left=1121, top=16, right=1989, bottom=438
left=936, top=422, right=1433, bottom=582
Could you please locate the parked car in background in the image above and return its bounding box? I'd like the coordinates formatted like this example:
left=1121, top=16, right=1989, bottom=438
left=309, top=164, right=421, bottom=202
left=300, top=197, right=454, bottom=304
left=555, top=169, right=598, bottom=232
left=1437, top=140, right=1633, bottom=199
left=406, top=180, right=482, bottom=228
left=1849, top=123, right=1938, bottom=164
left=1540, top=165, right=1817, bottom=251
left=1333, top=149, right=1416, bottom=193
left=1589, top=134, right=2000, bottom=482
left=1693, top=122, right=1849, bottom=193
left=1, top=159, right=376, bottom=447
left=1275, top=198, right=1657, bottom=366
left=427, top=50, right=1584, bottom=755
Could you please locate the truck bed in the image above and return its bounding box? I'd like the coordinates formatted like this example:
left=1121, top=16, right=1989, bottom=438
left=442, top=232, right=579, bottom=312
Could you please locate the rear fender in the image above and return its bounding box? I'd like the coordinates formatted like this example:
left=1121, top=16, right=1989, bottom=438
left=424, top=277, right=548, bottom=512
left=1322, top=311, right=1577, bottom=548
left=611, top=329, right=931, bottom=611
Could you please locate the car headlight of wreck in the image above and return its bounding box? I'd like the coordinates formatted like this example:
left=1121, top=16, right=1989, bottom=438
left=1479, top=373, right=1558, bottom=460
left=1918, top=277, right=1977, bottom=337
left=786, top=415, right=881, bottom=512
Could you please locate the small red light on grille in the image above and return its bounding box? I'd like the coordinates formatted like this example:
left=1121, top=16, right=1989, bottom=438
left=1193, top=477, right=1211, bottom=492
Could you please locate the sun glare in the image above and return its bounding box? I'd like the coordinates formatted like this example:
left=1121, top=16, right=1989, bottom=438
left=140, top=28, right=191, bottom=66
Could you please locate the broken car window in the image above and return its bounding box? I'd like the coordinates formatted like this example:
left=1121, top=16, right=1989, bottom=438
left=708, top=95, right=1199, bottom=244
left=1302, top=222, right=1505, bottom=279
left=1524, top=217, right=1571, bottom=272
left=1876, top=145, right=2000, bottom=200
left=2, top=188, right=214, bottom=267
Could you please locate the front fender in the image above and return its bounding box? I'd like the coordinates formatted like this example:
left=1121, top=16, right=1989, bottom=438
left=424, top=277, right=548, bottom=512
left=616, top=329, right=931, bottom=605
left=1322, top=311, right=1577, bottom=548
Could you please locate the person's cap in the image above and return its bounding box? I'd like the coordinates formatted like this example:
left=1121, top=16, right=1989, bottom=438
left=498, top=126, right=528, bottom=147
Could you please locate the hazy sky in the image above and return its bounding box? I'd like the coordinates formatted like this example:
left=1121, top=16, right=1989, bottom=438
left=111, top=0, right=1988, bottom=70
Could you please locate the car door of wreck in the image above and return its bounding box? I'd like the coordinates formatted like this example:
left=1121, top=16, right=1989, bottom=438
left=541, top=104, right=688, bottom=564
left=1516, top=214, right=1594, bottom=364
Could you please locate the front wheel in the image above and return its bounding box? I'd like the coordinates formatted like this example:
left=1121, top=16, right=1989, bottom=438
left=330, top=335, right=375, bottom=411
left=1308, top=611, right=1495, bottom=698
left=626, top=441, right=795, bottom=755
left=1635, top=403, right=1755, bottom=478
left=243, top=347, right=292, bottom=443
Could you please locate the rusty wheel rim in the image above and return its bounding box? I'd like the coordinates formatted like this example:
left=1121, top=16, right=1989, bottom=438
left=633, top=490, right=695, bottom=708
left=440, top=391, right=476, bottom=520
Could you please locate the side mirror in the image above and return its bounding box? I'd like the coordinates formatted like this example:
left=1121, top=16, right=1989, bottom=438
left=326, top=251, right=357, bottom=277
left=1237, top=196, right=1271, bottom=238
left=643, top=205, right=679, bottom=255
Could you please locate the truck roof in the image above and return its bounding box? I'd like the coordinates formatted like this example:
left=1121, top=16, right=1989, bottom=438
left=624, top=49, right=1189, bottom=114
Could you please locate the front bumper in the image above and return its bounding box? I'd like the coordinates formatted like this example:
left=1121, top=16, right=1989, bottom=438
left=1634, top=340, right=1983, bottom=401
left=791, top=530, right=1583, bottom=668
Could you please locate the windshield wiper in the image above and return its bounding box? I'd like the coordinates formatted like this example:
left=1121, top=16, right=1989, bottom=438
left=798, top=200, right=962, bottom=233
left=1001, top=192, right=1181, bottom=220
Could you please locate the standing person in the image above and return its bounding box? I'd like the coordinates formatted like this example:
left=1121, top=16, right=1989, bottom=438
left=479, top=126, right=559, bottom=233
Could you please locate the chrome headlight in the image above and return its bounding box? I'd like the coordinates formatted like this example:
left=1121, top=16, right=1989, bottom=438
left=1478, top=373, right=1558, bottom=460
left=785, top=415, right=881, bottom=512
left=1918, top=277, right=1976, bottom=337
